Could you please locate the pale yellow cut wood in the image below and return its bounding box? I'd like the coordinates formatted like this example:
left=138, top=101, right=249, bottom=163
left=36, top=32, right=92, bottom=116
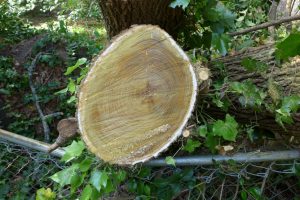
left=77, top=25, right=197, bottom=165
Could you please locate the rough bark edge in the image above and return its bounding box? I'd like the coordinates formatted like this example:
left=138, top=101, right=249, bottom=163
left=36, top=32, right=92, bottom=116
left=77, top=25, right=198, bottom=165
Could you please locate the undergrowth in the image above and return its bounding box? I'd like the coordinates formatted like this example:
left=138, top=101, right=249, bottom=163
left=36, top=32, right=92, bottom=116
left=0, top=0, right=300, bottom=200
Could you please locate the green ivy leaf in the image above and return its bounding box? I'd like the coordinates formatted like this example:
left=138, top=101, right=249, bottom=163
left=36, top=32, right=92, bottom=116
left=212, top=2, right=235, bottom=32
left=67, top=95, right=76, bottom=104
left=90, top=170, right=109, bottom=192
left=104, top=179, right=114, bottom=194
left=36, top=188, right=56, bottom=200
left=248, top=187, right=262, bottom=199
left=70, top=172, right=84, bottom=194
left=79, top=158, right=93, bottom=172
left=170, top=0, right=190, bottom=9
left=198, top=125, right=208, bottom=137
left=115, top=170, right=127, bottom=183
left=61, top=141, right=85, bottom=163
left=212, top=33, right=229, bottom=56
left=79, top=185, right=92, bottom=200
left=212, top=114, right=238, bottom=141
left=67, top=78, right=76, bottom=94
left=241, top=190, right=248, bottom=200
left=241, top=58, right=268, bottom=72
left=275, top=95, right=300, bottom=126
left=230, top=80, right=266, bottom=108
left=165, top=156, right=176, bottom=166
left=64, top=58, right=87, bottom=75
left=276, top=32, right=300, bottom=60
left=54, top=87, right=68, bottom=95
left=205, top=135, right=219, bottom=153
left=183, top=139, right=201, bottom=153
left=50, top=164, right=79, bottom=187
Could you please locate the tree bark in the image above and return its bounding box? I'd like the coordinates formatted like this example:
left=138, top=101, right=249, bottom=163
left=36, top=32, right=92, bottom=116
left=98, top=0, right=184, bottom=39
left=207, top=43, right=300, bottom=142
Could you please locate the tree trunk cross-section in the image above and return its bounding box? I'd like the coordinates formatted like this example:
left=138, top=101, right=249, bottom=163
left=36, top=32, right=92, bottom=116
left=77, top=25, right=197, bottom=165
left=98, top=0, right=184, bottom=38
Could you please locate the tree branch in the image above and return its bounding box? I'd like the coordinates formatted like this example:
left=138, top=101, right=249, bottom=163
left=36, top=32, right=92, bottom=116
left=28, top=53, right=51, bottom=142
left=229, top=14, right=300, bottom=36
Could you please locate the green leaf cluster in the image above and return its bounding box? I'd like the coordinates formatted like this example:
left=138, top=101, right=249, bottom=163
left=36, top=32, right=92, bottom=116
left=276, top=32, right=300, bottom=61
left=198, top=114, right=239, bottom=152
left=230, top=80, right=267, bottom=108
left=47, top=140, right=127, bottom=200
left=241, top=58, right=268, bottom=73
left=275, top=95, right=300, bottom=127
left=176, top=0, right=235, bottom=55
left=55, top=57, right=88, bottom=104
left=183, top=139, right=201, bottom=153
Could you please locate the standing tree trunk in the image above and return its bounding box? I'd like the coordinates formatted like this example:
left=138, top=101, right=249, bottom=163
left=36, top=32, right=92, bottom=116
left=98, top=0, right=185, bottom=38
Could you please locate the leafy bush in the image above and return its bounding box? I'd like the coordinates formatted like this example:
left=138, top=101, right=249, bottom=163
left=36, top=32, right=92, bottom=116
left=0, top=2, right=35, bottom=44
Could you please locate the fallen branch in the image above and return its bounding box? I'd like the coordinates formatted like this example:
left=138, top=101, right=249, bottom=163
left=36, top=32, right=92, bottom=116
left=28, top=53, right=51, bottom=142
left=45, top=112, right=64, bottom=119
left=229, top=14, right=300, bottom=36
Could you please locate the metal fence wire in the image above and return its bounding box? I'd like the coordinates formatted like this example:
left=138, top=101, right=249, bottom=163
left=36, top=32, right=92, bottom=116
left=0, top=140, right=299, bottom=200
left=0, top=140, right=64, bottom=200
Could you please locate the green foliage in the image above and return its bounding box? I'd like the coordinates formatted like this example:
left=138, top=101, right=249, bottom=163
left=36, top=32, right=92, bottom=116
left=212, top=114, right=238, bottom=141
left=36, top=188, right=56, bottom=200
left=55, top=57, right=89, bottom=104
left=64, top=58, right=87, bottom=75
left=198, top=114, right=239, bottom=152
left=6, top=0, right=101, bottom=21
left=2, top=0, right=299, bottom=199
left=183, top=139, right=201, bottom=153
left=276, top=32, right=300, bottom=61
left=165, top=156, right=176, bottom=166
left=230, top=80, right=267, bottom=108
left=275, top=95, right=300, bottom=127
left=90, top=170, right=108, bottom=192
left=0, top=3, right=35, bottom=44
left=50, top=164, right=80, bottom=187
left=45, top=140, right=128, bottom=199
left=212, top=33, right=230, bottom=56
left=241, top=58, right=268, bottom=73
left=151, top=168, right=196, bottom=200
left=61, top=140, right=85, bottom=162
left=177, top=0, right=236, bottom=54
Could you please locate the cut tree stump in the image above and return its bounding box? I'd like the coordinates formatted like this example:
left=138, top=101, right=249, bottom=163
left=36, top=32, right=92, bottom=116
left=77, top=25, right=198, bottom=165
left=53, top=28, right=300, bottom=165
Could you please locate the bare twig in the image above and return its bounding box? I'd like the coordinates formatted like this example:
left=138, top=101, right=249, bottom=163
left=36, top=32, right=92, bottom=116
left=219, top=178, right=225, bottom=200
left=232, top=180, right=240, bottom=200
left=229, top=14, right=300, bottom=36
left=28, top=52, right=51, bottom=142
left=261, top=162, right=274, bottom=194
left=44, top=112, right=64, bottom=119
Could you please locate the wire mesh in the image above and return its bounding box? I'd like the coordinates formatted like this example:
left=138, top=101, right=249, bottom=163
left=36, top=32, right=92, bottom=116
left=0, top=139, right=299, bottom=200
left=0, top=140, right=64, bottom=200
left=189, top=160, right=300, bottom=200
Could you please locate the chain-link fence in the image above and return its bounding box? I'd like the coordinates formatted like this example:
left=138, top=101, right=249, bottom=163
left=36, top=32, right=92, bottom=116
left=0, top=139, right=299, bottom=200
left=0, top=140, right=64, bottom=200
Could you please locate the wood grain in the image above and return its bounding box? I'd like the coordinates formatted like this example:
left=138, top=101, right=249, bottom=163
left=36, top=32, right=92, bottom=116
left=77, top=25, right=197, bottom=165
